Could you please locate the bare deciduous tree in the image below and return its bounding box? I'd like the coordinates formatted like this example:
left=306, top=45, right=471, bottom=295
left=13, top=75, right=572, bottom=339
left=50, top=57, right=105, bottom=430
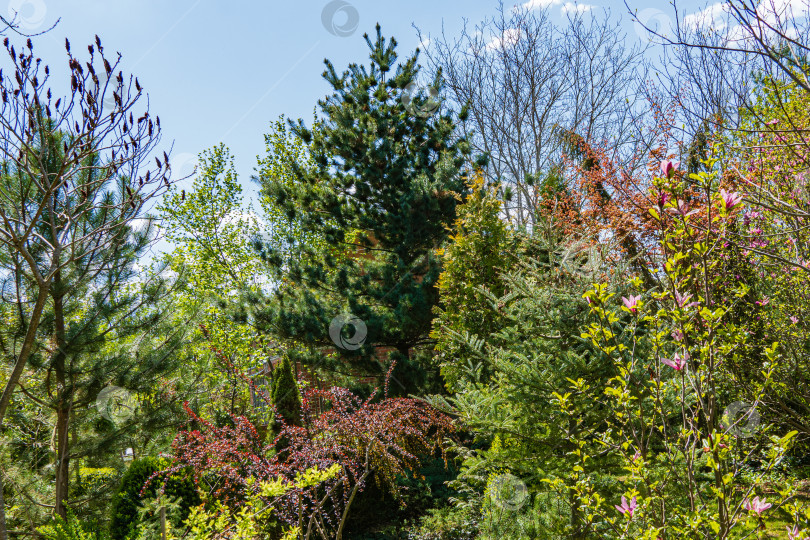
left=418, top=4, right=646, bottom=228
left=632, top=0, right=809, bottom=149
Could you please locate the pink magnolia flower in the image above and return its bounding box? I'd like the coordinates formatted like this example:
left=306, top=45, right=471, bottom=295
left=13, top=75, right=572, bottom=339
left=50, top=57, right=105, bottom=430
left=660, top=160, right=679, bottom=179
left=672, top=329, right=684, bottom=341
left=719, top=189, right=743, bottom=211
left=743, top=496, right=772, bottom=515
left=743, top=210, right=761, bottom=225
left=615, top=495, right=637, bottom=517
left=786, top=525, right=800, bottom=540
left=672, top=199, right=698, bottom=217
left=674, top=290, right=699, bottom=309
left=766, top=119, right=779, bottom=125
left=622, top=295, right=641, bottom=313
left=755, top=296, right=770, bottom=307
left=791, top=316, right=799, bottom=324
left=662, top=352, right=689, bottom=371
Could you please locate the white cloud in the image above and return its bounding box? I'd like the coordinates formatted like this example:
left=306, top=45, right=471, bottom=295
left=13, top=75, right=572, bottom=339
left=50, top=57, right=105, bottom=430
left=485, top=28, right=522, bottom=51
left=756, top=0, right=809, bottom=26
left=561, top=2, right=595, bottom=14
left=683, top=2, right=730, bottom=30
left=130, top=216, right=159, bottom=232
left=159, top=267, right=179, bottom=280
left=418, top=37, right=431, bottom=50
left=726, top=23, right=748, bottom=42
left=686, top=0, right=809, bottom=44
left=521, top=0, right=562, bottom=10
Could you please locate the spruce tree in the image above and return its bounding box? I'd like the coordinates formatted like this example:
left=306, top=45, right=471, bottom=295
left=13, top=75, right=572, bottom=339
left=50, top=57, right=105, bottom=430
left=253, top=25, right=479, bottom=392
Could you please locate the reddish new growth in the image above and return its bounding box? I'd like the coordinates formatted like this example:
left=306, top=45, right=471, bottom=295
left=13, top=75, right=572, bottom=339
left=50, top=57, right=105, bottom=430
left=163, top=374, right=455, bottom=534
left=169, top=408, right=271, bottom=504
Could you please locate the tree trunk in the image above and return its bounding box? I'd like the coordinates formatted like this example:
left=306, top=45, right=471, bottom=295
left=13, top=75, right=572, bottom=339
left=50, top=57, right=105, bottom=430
left=0, top=284, right=49, bottom=424
left=53, top=405, right=71, bottom=519
left=336, top=467, right=374, bottom=540
left=160, top=505, right=167, bottom=540
left=569, top=487, right=585, bottom=539
left=0, top=475, right=7, bottom=540
left=52, top=285, right=70, bottom=519
left=0, top=284, right=50, bottom=540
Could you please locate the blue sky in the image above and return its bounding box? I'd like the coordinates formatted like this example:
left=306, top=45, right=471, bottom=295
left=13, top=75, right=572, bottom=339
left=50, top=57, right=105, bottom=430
left=7, top=0, right=709, bottom=236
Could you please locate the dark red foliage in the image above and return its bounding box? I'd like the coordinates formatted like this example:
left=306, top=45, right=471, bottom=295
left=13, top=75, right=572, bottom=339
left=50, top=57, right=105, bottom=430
left=163, top=374, right=455, bottom=531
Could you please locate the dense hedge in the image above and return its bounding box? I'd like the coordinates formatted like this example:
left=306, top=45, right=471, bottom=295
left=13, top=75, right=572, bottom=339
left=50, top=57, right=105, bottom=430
left=108, top=457, right=199, bottom=540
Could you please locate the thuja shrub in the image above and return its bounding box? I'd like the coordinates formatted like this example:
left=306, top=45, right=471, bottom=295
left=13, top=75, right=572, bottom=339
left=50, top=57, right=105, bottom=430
left=108, top=456, right=199, bottom=540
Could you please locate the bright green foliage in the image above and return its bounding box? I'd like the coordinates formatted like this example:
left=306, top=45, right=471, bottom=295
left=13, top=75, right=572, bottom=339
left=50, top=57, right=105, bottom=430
left=68, top=468, right=123, bottom=531
left=161, top=144, right=261, bottom=292
left=182, top=465, right=339, bottom=540
left=252, top=25, right=475, bottom=390
left=257, top=116, right=334, bottom=272
left=38, top=512, right=109, bottom=540
left=159, top=145, right=270, bottom=414
left=272, top=354, right=302, bottom=426
left=429, top=167, right=627, bottom=536
left=720, top=73, right=810, bottom=441
left=431, top=174, right=515, bottom=391
left=108, top=457, right=199, bottom=540
left=439, top=241, right=613, bottom=537
left=132, top=496, right=185, bottom=540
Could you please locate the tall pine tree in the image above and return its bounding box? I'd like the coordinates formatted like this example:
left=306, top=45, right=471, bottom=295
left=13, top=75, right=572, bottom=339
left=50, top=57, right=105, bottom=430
left=1, top=126, right=188, bottom=521
left=253, top=26, right=479, bottom=392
